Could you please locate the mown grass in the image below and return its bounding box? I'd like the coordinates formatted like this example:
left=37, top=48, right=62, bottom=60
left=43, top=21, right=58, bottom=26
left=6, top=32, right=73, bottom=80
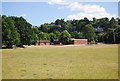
left=2, top=44, right=118, bottom=79
left=0, top=49, right=2, bottom=80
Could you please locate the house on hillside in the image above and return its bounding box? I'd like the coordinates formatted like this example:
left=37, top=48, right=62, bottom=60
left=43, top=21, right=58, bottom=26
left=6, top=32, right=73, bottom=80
left=71, top=39, right=88, bottom=44
left=35, top=40, right=51, bottom=45
left=48, top=24, right=55, bottom=26
left=32, top=26, right=38, bottom=28
left=94, top=28, right=103, bottom=33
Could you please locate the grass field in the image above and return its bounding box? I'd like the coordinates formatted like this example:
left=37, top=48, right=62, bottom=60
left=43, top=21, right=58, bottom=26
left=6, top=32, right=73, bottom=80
left=2, top=44, right=118, bottom=79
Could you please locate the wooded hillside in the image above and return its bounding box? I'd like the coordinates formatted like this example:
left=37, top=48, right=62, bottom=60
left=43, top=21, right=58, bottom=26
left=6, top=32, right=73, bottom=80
left=1, top=15, right=120, bottom=47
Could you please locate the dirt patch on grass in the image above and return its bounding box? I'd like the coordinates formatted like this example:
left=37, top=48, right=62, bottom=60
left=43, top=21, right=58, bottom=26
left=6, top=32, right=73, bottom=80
left=27, top=44, right=118, bottom=49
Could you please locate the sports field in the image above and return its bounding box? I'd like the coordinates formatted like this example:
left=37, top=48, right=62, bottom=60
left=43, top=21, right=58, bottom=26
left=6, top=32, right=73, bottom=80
left=2, top=44, right=118, bottom=79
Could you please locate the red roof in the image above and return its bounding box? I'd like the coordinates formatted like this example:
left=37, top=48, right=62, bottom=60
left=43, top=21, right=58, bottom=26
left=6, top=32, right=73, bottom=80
left=37, top=40, right=50, bottom=43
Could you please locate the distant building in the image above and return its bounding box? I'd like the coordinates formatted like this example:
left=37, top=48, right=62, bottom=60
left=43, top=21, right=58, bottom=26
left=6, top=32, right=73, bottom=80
left=53, top=39, right=62, bottom=45
left=94, top=28, right=103, bottom=33
left=35, top=40, right=51, bottom=45
left=49, top=24, right=55, bottom=26
left=71, top=39, right=88, bottom=44
left=32, top=26, right=39, bottom=28
left=58, top=25, right=61, bottom=27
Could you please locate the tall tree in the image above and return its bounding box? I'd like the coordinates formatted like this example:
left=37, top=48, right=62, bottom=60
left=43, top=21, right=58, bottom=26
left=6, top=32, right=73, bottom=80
left=54, top=31, right=61, bottom=39
left=115, top=25, right=120, bottom=43
left=2, top=17, right=20, bottom=47
left=11, top=16, right=34, bottom=45
left=109, top=17, right=117, bottom=28
left=0, top=15, right=2, bottom=48
left=93, top=17, right=97, bottom=24
left=59, top=30, right=71, bottom=44
left=82, top=24, right=96, bottom=41
left=106, top=18, right=118, bottom=43
left=38, top=32, right=50, bottom=40
left=55, top=19, right=65, bottom=25
left=49, top=33, right=56, bottom=42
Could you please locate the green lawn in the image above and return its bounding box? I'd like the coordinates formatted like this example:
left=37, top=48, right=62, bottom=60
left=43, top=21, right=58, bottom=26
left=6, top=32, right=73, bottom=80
left=0, top=49, right=2, bottom=80
left=2, top=44, right=118, bottom=79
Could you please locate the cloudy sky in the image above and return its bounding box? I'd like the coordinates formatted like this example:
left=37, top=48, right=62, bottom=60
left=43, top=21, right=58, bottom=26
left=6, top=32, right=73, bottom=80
left=2, top=0, right=118, bottom=26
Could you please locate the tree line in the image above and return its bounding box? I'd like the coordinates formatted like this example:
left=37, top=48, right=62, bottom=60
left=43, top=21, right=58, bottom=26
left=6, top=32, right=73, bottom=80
left=1, top=15, right=120, bottom=47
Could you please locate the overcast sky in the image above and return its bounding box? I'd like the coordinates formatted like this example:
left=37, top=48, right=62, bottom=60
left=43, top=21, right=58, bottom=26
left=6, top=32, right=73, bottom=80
left=2, top=0, right=118, bottom=26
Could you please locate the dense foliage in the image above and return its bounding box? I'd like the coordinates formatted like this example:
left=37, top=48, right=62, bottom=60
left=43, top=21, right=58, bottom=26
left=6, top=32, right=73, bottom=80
left=1, top=15, right=120, bottom=47
left=59, top=30, right=71, bottom=44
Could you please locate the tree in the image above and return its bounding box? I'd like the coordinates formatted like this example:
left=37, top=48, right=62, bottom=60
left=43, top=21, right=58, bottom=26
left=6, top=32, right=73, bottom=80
left=108, top=28, right=116, bottom=43
left=59, top=30, right=71, bottom=44
left=82, top=24, right=96, bottom=41
left=2, top=17, right=20, bottom=47
left=2, top=15, right=120, bottom=45
left=48, top=25, right=61, bottom=33
left=97, top=33, right=105, bottom=43
left=11, top=16, right=34, bottom=45
left=49, top=33, right=56, bottom=42
left=107, top=25, right=120, bottom=44
left=76, top=18, right=90, bottom=32
left=0, top=15, right=2, bottom=48
left=74, top=32, right=83, bottom=39
left=70, top=31, right=83, bottom=39
left=109, top=17, right=117, bottom=28
left=94, top=17, right=109, bottom=30
left=32, top=28, right=39, bottom=42
left=55, top=19, right=64, bottom=25
left=83, top=17, right=90, bottom=24
left=54, top=31, right=61, bottom=39
left=38, top=32, right=50, bottom=40
left=93, top=17, right=97, bottom=24
left=115, top=25, right=120, bottom=43
left=40, top=24, right=49, bottom=33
